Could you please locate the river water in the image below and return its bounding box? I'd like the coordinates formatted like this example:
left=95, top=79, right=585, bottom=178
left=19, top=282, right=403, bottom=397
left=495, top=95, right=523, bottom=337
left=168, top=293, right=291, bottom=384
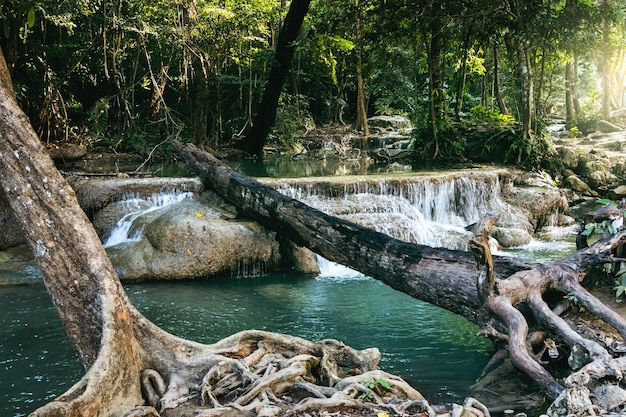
left=0, top=167, right=579, bottom=416
left=2, top=265, right=495, bottom=416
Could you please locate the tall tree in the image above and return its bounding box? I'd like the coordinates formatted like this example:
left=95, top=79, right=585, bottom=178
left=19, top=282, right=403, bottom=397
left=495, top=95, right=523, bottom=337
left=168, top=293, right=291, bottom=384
left=505, top=0, right=536, bottom=139
left=354, top=0, right=370, bottom=136
left=237, top=0, right=311, bottom=156
left=424, top=0, right=447, bottom=152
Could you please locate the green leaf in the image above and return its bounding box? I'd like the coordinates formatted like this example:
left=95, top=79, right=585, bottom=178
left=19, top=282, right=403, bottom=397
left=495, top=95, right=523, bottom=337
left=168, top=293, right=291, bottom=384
left=597, top=198, right=616, bottom=206
left=27, top=6, right=35, bottom=28
left=376, top=378, right=391, bottom=390
left=581, top=224, right=595, bottom=236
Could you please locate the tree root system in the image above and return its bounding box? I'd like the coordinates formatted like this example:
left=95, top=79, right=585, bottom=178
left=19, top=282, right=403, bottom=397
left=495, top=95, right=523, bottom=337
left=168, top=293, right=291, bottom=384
left=119, top=330, right=487, bottom=417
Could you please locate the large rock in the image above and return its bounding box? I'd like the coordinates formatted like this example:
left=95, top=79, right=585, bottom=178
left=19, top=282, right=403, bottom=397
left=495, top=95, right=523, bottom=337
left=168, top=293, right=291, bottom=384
left=545, top=130, right=626, bottom=197
left=565, top=174, right=595, bottom=195
left=70, top=176, right=204, bottom=211
left=492, top=227, right=532, bottom=247
left=368, top=115, right=412, bottom=131
left=597, top=120, right=623, bottom=134
left=105, top=198, right=282, bottom=280
left=501, top=182, right=570, bottom=230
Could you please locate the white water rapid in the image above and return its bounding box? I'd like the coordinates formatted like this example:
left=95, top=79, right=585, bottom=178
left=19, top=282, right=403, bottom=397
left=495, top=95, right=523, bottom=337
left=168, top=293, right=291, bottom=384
left=103, top=191, right=194, bottom=248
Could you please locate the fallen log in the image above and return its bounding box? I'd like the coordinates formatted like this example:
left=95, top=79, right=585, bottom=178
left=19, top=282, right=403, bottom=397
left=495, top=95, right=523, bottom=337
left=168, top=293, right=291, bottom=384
left=174, top=140, right=626, bottom=413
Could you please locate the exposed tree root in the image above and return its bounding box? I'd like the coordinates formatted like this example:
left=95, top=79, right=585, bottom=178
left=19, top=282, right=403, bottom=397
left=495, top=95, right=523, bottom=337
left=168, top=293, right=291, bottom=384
left=471, top=213, right=626, bottom=415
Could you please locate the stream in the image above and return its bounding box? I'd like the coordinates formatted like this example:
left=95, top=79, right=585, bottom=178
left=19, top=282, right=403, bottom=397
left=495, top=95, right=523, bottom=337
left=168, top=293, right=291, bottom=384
left=0, top=164, right=579, bottom=416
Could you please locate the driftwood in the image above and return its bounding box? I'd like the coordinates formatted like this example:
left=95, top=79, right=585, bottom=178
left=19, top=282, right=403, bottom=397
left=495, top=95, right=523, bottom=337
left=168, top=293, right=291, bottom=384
left=173, top=141, right=626, bottom=414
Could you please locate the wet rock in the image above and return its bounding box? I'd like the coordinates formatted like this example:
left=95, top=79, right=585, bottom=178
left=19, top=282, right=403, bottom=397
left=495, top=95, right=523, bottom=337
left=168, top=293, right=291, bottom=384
left=591, top=384, right=626, bottom=412
left=501, top=183, right=569, bottom=230
left=71, top=176, right=204, bottom=211
left=565, top=175, right=595, bottom=196
left=567, top=343, right=591, bottom=371
left=281, top=240, right=320, bottom=275
left=609, top=185, right=626, bottom=200
left=493, top=227, right=532, bottom=247
left=587, top=170, right=607, bottom=189
left=555, top=147, right=580, bottom=171
left=368, top=115, right=412, bottom=131
left=106, top=199, right=282, bottom=280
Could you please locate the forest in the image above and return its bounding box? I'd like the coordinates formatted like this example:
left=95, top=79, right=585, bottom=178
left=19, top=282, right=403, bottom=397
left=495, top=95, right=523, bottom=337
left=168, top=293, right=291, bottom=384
left=3, top=0, right=626, bottom=166
left=4, top=1, right=626, bottom=417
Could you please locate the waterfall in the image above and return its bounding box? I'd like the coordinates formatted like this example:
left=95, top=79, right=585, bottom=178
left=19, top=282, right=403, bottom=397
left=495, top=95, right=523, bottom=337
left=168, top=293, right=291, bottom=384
left=103, top=191, right=194, bottom=248
left=269, top=170, right=509, bottom=251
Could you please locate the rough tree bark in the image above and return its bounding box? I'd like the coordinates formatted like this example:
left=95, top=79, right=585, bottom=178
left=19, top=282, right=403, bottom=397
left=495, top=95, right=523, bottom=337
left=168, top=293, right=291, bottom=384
left=174, top=141, right=626, bottom=414
left=0, top=50, right=487, bottom=417
left=236, top=0, right=311, bottom=157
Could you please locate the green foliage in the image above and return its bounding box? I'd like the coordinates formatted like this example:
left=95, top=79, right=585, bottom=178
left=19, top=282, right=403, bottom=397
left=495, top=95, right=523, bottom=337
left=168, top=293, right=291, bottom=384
left=311, top=34, right=354, bottom=86
left=270, top=94, right=314, bottom=151
left=358, top=377, right=391, bottom=399
left=581, top=199, right=626, bottom=299
left=563, top=292, right=580, bottom=307
left=410, top=124, right=467, bottom=164
left=569, top=111, right=600, bottom=135
left=469, top=105, right=516, bottom=127
left=4, top=0, right=623, bottom=163
left=361, top=378, right=391, bottom=390
left=504, top=131, right=552, bottom=171
left=614, top=274, right=626, bottom=300
left=566, top=126, right=582, bottom=139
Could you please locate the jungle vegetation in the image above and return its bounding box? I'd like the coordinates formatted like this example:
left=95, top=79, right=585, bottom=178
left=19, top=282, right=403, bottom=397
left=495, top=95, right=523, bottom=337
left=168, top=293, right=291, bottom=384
left=2, top=0, right=626, bottom=167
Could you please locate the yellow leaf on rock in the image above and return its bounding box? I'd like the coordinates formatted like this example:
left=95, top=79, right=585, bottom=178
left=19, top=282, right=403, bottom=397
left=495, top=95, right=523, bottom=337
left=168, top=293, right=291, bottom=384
left=376, top=413, right=389, bottom=417
left=196, top=212, right=203, bottom=217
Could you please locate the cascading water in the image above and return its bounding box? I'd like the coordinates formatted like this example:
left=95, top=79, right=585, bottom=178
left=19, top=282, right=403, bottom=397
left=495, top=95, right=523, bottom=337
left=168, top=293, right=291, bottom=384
left=270, top=171, right=508, bottom=251
left=103, top=191, right=194, bottom=248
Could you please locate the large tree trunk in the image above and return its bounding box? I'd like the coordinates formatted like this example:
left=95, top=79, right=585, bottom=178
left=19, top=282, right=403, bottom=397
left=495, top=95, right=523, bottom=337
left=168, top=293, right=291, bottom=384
left=174, top=140, right=626, bottom=410
left=493, top=44, right=510, bottom=116
left=565, top=58, right=575, bottom=124
left=237, top=0, right=311, bottom=157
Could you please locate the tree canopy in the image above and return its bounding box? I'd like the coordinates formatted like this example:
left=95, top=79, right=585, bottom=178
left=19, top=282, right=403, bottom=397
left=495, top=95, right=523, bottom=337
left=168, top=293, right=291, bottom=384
left=2, top=0, right=625, bottom=164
